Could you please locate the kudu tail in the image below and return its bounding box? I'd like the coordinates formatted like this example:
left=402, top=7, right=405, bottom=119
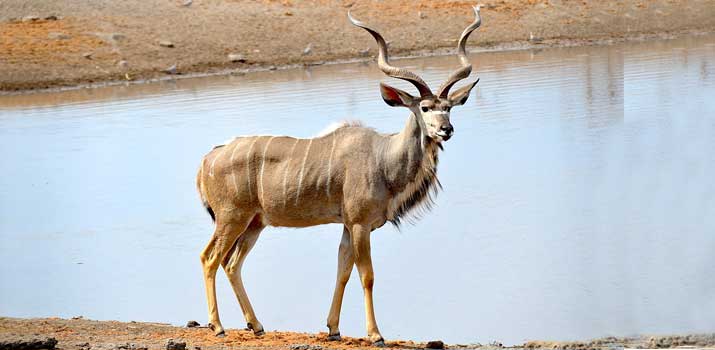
left=196, top=162, right=216, bottom=223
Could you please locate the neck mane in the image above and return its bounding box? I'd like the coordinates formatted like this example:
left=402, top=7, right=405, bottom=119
left=381, top=113, right=442, bottom=227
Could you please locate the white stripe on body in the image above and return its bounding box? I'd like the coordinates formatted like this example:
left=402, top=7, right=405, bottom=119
left=326, top=133, right=337, bottom=198
left=295, top=139, right=313, bottom=205
left=209, top=145, right=228, bottom=177
left=245, top=137, right=260, bottom=199
left=283, top=139, right=300, bottom=208
left=259, top=136, right=276, bottom=206
left=229, top=140, right=243, bottom=193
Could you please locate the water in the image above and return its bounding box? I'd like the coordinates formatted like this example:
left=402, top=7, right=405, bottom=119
left=1, top=34, right=714, bottom=345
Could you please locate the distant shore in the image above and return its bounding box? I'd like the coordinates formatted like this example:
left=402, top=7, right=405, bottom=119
left=1, top=0, right=714, bottom=93
left=2, top=317, right=715, bottom=350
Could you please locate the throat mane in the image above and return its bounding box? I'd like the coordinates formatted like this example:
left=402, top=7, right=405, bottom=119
left=386, top=140, right=442, bottom=227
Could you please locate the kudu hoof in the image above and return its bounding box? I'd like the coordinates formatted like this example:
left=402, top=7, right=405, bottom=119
left=373, top=339, right=386, bottom=347
left=247, top=322, right=265, bottom=336
left=327, top=333, right=341, bottom=341
left=208, top=323, right=225, bottom=337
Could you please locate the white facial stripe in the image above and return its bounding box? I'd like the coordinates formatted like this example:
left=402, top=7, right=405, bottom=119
left=259, top=136, right=275, bottom=206
left=296, top=139, right=313, bottom=205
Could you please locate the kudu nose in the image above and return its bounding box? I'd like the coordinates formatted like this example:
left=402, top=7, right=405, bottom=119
left=440, top=124, right=454, bottom=135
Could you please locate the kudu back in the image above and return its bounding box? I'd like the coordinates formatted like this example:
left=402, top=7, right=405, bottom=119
left=196, top=5, right=483, bottom=345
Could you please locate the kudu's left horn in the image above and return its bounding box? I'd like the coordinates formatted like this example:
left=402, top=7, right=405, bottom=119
left=437, top=5, right=482, bottom=99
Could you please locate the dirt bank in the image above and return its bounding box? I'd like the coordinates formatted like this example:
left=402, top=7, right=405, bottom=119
left=2, top=317, right=715, bottom=350
left=1, top=0, right=715, bottom=92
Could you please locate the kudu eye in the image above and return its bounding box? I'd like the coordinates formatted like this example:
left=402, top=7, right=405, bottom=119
left=421, top=106, right=429, bottom=113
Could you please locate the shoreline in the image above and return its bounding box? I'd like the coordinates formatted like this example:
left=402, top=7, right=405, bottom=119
left=1, top=317, right=714, bottom=350
left=2, top=0, right=715, bottom=94
left=1, top=28, right=712, bottom=97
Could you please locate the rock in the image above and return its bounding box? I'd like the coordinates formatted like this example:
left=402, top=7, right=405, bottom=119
left=185, top=320, right=200, bottom=328
left=0, top=337, right=58, bottom=350
left=164, top=64, right=178, bottom=74
left=193, top=347, right=200, bottom=350
left=49, top=32, right=71, bottom=40
left=289, top=345, right=322, bottom=350
left=182, top=0, right=192, bottom=6
left=268, top=65, right=277, bottom=71
left=82, top=52, right=93, bottom=59
left=166, top=339, right=186, bottom=350
left=117, top=60, right=128, bottom=68
left=22, top=15, right=40, bottom=22
left=159, top=40, right=175, bottom=48
left=227, top=54, right=246, bottom=63
left=528, top=32, right=543, bottom=43
left=359, top=47, right=370, bottom=56
left=130, top=344, right=148, bottom=350
left=109, top=33, right=126, bottom=41
left=303, top=43, right=312, bottom=55
left=426, top=340, right=444, bottom=349
left=418, top=11, right=426, bottom=19
left=72, top=315, right=84, bottom=320
left=45, top=15, right=59, bottom=21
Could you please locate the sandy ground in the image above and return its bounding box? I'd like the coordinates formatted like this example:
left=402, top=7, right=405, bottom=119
left=2, top=317, right=715, bottom=350
left=1, top=0, right=715, bottom=92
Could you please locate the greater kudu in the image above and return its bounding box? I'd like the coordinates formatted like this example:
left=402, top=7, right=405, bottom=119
left=196, top=5, right=482, bottom=345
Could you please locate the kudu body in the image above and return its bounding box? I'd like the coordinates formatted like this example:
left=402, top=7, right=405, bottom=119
left=196, top=6, right=482, bottom=345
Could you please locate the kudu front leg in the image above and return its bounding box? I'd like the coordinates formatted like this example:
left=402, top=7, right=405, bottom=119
left=350, top=223, right=385, bottom=346
left=326, top=226, right=355, bottom=340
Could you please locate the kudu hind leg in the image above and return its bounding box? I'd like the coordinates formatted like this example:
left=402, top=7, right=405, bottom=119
left=350, top=223, right=384, bottom=345
left=222, top=216, right=265, bottom=335
left=200, top=213, right=254, bottom=337
left=326, top=226, right=355, bottom=340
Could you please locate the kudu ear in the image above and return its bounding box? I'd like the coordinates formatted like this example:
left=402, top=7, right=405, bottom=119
left=448, top=78, right=479, bottom=106
left=380, top=82, right=415, bottom=107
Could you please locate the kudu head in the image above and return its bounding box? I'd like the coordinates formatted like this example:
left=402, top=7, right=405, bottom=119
left=349, top=6, right=482, bottom=142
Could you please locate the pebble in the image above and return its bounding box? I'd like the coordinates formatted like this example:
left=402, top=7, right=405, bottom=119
left=22, top=15, right=40, bottom=22
left=110, top=33, right=126, bottom=41
left=164, top=64, right=178, bottom=74
left=228, top=54, right=246, bottom=63
left=418, top=11, right=426, bottom=19
left=426, top=340, right=444, bottom=349
left=303, top=43, right=313, bottom=55
left=166, top=339, right=186, bottom=350
left=82, top=52, right=93, bottom=59
left=185, top=320, right=200, bottom=328
left=117, top=60, right=128, bottom=68
left=359, top=47, right=370, bottom=56
left=45, top=15, right=59, bottom=21
left=182, top=0, right=193, bottom=6
left=159, top=40, right=175, bottom=48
